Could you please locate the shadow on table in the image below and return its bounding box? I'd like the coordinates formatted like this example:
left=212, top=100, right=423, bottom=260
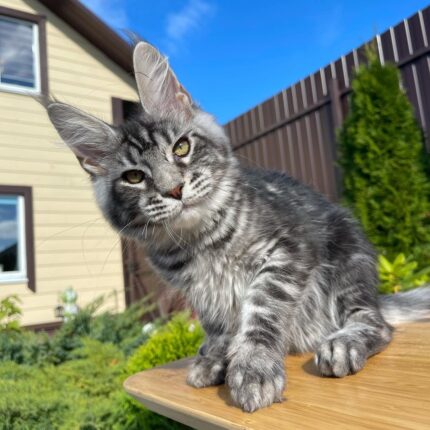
left=301, top=357, right=322, bottom=377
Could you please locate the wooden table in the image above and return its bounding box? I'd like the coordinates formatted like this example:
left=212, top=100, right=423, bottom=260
left=124, top=323, right=430, bottom=429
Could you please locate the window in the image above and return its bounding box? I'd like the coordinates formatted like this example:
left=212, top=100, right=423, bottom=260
left=0, top=17, right=39, bottom=92
left=0, top=6, right=48, bottom=95
left=0, top=186, right=35, bottom=291
left=0, top=196, right=26, bottom=281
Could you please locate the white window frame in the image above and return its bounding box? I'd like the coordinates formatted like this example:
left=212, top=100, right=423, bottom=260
left=0, top=15, right=41, bottom=95
left=0, top=195, right=27, bottom=284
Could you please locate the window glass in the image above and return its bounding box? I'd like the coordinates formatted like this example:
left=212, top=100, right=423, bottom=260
left=0, top=16, right=39, bottom=92
left=0, top=196, right=23, bottom=276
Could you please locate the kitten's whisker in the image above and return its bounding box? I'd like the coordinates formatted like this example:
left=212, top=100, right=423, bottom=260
left=163, top=220, right=186, bottom=250
left=36, top=216, right=104, bottom=249
left=99, top=219, right=134, bottom=276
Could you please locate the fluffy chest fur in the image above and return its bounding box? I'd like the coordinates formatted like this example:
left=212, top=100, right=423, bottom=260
left=186, top=252, right=250, bottom=332
left=149, top=236, right=270, bottom=332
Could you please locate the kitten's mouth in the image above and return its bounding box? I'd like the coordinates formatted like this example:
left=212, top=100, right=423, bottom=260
left=182, top=201, right=197, bottom=209
left=181, top=192, right=210, bottom=209
left=128, top=198, right=205, bottom=231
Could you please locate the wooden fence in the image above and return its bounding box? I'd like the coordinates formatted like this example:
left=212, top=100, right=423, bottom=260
left=225, top=6, right=430, bottom=201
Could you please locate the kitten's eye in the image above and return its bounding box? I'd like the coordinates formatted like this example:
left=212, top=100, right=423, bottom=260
left=173, top=138, right=190, bottom=158
left=122, top=170, right=145, bottom=184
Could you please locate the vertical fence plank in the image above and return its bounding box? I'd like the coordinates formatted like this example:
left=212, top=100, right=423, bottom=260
left=409, top=13, right=426, bottom=51
left=328, top=78, right=343, bottom=130
left=419, top=9, right=429, bottom=47
left=381, top=30, right=396, bottom=63
left=394, top=20, right=411, bottom=58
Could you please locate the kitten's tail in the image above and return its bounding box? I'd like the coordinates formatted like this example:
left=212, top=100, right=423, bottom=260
left=378, top=286, right=430, bottom=325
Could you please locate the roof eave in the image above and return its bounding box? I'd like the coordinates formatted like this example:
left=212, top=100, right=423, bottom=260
left=38, top=0, right=134, bottom=74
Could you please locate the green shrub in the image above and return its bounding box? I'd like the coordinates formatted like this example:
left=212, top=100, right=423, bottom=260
left=45, top=295, right=156, bottom=365
left=0, top=362, right=70, bottom=430
left=378, top=253, right=430, bottom=294
left=126, top=313, right=204, bottom=375
left=0, top=330, right=52, bottom=365
left=0, top=296, right=53, bottom=366
left=0, top=295, right=51, bottom=364
left=115, top=313, right=204, bottom=430
left=0, top=295, right=22, bottom=332
left=338, top=50, right=430, bottom=267
left=88, top=299, right=157, bottom=356
left=0, top=312, right=204, bottom=429
left=58, top=338, right=127, bottom=429
left=110, top=393, right=189, bottom=430
left=0, top=339, right=126, bottom=430
left=60, top=339, right=125, bottom=397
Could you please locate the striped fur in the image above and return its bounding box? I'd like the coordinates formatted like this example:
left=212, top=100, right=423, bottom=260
left=45, top=42, right=430, bottom=413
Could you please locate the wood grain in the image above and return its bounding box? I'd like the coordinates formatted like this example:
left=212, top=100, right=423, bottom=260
left=124, top=323, right=430, bottom=430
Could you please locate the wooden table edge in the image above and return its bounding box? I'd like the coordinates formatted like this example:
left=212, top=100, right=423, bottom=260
left=124, top=365, right=248, bottom=430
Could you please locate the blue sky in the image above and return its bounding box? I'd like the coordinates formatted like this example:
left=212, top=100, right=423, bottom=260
left=81, top=0, right=430, bottom=123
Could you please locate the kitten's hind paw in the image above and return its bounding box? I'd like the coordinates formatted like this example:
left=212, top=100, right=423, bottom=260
left=186, top=356, right=226, bottom=388
left=315, top=336, right=367, bottom=377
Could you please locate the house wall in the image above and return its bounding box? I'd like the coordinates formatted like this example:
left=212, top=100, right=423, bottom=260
left=0, top=0, right=138, bottom=325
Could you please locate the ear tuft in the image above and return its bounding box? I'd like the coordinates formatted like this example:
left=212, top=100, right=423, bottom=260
left=45, top=101, right=118, bottom=175
left=133, top=42, right=193, bottom=119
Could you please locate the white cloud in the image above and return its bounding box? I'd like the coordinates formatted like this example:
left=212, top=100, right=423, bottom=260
left=165, top=0, right=214, bottom=53
left=0, top=220, right=17, bottom=240
left=80, top=0, right=128, bottom=30
left=0, top=21, right=35, bottom=79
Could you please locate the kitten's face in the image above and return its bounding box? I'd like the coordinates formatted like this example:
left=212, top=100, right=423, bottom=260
left=46, top=42, right=234, bottom=241
left=94, top=110, right=233, bottom=238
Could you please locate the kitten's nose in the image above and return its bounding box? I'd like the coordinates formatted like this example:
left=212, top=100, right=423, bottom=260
left=165, top=184, right=183, bottom=200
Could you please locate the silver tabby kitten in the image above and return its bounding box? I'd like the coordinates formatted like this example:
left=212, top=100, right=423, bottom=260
left=45, top=42, right=430, bottom=412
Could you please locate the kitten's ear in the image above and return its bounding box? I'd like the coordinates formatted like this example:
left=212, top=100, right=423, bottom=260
left=133, top=42, right=193, bottom=119
left=46, top=102, right=118, bottom=175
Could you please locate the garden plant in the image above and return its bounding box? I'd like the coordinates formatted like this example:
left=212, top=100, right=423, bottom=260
left=0, top=295, right=203, bottom=430
left=338, top=50, right=430, bottom=273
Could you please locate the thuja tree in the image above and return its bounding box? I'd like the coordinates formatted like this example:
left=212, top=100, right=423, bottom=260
left=338, top=51, right=430, bottom=264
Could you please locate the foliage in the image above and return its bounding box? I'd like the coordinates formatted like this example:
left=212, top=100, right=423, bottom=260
left=126, top=313, right=204, bottom=375
left=378, top=253, right=430, bottom=294
left=61, top=339, right=125, bottom=397
left=0, top=362, right=69, bottom=430
left=0, top=339, right=125, bottom=430
left=44, top=295, right=156, bottom=365
left=88, top=299, right=158, bottom=356
left=113, top=313, right=204, bottom=430
left=0, top=330, right=52, bottom=365
left=0, top=307, right=203, bottom=429
left=0, top=296, right=53, bottom=366
left=338, top=50, right=430, bottom=267
left=0, top=295, right=22, bottom=332
left=0, top=294, right=152, bottom=366
left=110, top=393, right=190, bottom=430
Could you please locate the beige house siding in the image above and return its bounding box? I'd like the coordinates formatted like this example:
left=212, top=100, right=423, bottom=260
left=0, top=0, right=138, bottom=325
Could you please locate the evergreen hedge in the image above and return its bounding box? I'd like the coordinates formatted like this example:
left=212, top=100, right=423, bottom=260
left=0, top=296, right=203, bottom=429
left=338, top=51, right=430, bottom=264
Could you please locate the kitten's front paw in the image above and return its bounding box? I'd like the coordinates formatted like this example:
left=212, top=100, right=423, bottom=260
left=186, top=356, right=226, bottom=388
left=227, top=355, right=285, bottom=412
left=315, top=336, right=367, bottom=377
